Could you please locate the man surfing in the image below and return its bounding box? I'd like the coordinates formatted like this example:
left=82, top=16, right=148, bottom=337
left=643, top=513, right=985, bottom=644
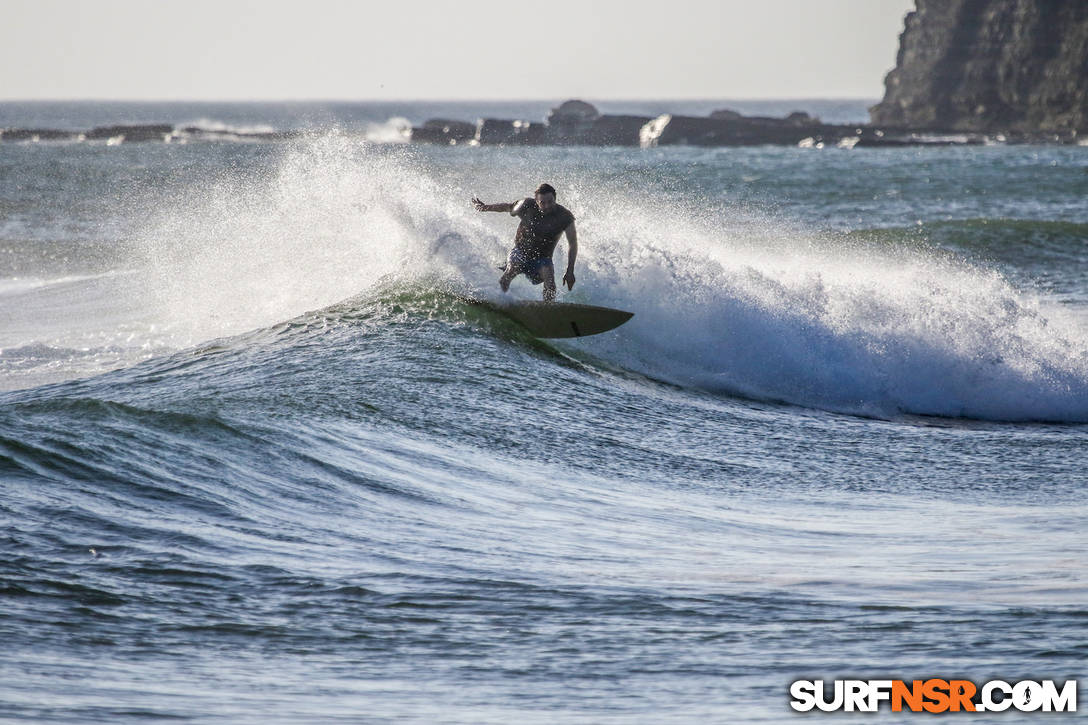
left=472, top=183, right=577, bottom=303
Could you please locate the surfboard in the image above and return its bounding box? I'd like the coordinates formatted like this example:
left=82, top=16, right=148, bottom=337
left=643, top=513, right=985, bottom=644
left=488, top=300, right=633, bottom=338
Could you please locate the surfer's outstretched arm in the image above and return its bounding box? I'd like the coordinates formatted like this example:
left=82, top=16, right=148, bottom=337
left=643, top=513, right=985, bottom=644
left=472, top=197, right=514, bottom=213
left=562, top=221, right=577, bottom=291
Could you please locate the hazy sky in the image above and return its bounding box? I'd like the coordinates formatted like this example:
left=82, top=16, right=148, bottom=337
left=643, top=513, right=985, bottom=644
left=1, top=0, right=915, bottom=100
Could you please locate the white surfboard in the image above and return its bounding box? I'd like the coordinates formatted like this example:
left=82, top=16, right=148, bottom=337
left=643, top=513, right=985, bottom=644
left=489, top=300, right=633, bottom=338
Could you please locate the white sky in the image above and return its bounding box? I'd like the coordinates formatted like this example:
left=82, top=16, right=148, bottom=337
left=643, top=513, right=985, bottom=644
left=0, top=0, right=915, bottom=100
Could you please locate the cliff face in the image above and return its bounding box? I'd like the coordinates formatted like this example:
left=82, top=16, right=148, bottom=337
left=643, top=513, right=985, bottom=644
left=870, top=0, right=1088, bottom=134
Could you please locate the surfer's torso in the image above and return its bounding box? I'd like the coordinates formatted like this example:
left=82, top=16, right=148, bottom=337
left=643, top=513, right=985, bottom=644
left=510, top=198, right=575, bottom=260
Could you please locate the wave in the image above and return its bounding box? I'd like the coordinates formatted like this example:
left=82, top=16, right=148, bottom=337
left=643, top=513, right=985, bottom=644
left=97, top=274, right=1088, bottom=425
left=571, top=219, right=1088, bottom=422
left=387, top=277, right=1088, bottom=422
left=12, top=133, right=1085, bottom=423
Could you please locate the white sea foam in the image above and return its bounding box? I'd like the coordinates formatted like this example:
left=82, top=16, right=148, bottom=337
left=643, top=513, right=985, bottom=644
left=566, top=193, right=1088, bottom=422
left=364, top=117, right=411, bottom=144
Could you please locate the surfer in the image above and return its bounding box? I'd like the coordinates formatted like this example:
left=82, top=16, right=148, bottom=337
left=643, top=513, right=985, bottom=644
left=472, top=183, right=577, bottom=303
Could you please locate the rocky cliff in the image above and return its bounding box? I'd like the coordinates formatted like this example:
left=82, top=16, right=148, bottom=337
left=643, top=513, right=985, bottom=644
left=870, top=0, right=1088, bottom=136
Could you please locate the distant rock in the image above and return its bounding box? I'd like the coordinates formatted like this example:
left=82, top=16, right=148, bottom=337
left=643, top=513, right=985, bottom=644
left=639, top=113, right=849, bottom=147
left=0, top=122, right=308, bottom=145
left=546, top=99, right=600, bottom=124
left=412, top=101, right=936, bottom=149
left=580, top=114, right=653, bottom=146
left=0, top=128, right=79, bottom=142
left=545, top=99, right=601, bottom=144
left=708, top=109, right=743, bottom=121
left=409, top=119, right=477, bottom=145
left=785, top=111, right=817, bottom=125
left=870, top=0, right=1088, bottom=137
left=475, top=119, right=548, bottom=145
left=84, top=124, right=174, bottom=142
left=513, top=120, right=548, bottom=145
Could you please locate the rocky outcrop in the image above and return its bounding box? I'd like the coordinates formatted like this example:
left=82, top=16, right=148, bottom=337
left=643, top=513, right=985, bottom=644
left=84, top=124, right=174, bottom=142
left=577, top=114, right=653, bottom=145
left=0, top=123, right=304, bottom=144
left=544, top=101, right=652, bottom=145
left=870, top=0, right=1088, bottom=136
left=545, top=99, right=599, bottom=134
left=639, top=113, right=857, bottom=147
left=408, top=119, right=476, bottom=145
left=408, top=100, right=652, bottom=147
left=0, top=128, right=79, bottom=142
left=406, top=99, right=986, bottom=148
left=539, top=100, right=612, bottom=143
left=410, top=100, right=851, bottom=148
left=475, top=119, right=548, bottom=145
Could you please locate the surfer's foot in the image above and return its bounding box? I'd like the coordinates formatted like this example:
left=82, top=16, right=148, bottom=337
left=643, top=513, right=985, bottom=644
left=499, top=277, right=510, bottom=292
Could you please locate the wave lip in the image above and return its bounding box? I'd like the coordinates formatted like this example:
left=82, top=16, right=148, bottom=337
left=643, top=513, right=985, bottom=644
left=600, top=262, right=1088, bottom=422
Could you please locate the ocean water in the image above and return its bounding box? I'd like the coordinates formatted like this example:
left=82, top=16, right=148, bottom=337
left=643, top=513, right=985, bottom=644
left=1, top=101, right=1086, bottom=722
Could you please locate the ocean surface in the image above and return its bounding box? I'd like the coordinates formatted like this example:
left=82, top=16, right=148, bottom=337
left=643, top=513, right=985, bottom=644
left=1, top=100, right=1086, bottom=723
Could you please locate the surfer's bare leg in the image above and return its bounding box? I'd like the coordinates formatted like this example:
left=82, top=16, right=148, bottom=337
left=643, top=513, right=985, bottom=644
left=499, top=251, right=519, bottom=293
left=541, top=263, right=557, bottom=303
left=499, top=267, right=516, bottom=293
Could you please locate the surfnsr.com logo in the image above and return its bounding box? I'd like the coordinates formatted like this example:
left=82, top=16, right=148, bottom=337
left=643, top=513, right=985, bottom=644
left=789, top=679, right=1078, bottom=713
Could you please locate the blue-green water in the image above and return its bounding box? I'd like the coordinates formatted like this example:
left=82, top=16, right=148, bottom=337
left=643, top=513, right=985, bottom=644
left=1, top=101, right=1086, bottom=722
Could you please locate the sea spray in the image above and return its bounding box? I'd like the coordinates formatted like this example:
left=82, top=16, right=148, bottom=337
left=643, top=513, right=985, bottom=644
left=135, top=134, right=503, bottom=344
left=568, top=192, right=1088, bottom=421
left=78, top=133, right=1088, bottom=421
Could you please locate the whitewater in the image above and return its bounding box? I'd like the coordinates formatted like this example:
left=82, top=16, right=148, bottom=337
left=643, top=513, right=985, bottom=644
left=1, top=101, right=1086, bottom=722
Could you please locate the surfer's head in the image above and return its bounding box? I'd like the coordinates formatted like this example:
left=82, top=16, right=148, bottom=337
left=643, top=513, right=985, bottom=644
left=535, top=183, right=557, bottom=213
